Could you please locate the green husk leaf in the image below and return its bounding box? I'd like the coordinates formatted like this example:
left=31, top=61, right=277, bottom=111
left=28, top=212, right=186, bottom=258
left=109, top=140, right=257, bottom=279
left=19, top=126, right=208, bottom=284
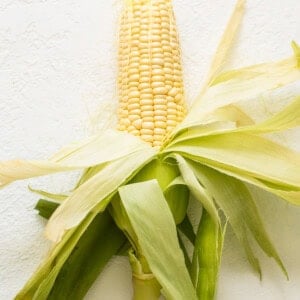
left=164, top=176, right=190, bottom=224
left=34, top=199, right=127, bottom=299
left=131, top=157, right=179, bottom=190
left=186, top=160, right=287, bottom=278
left=116, top=241, right=131, bottom=256
left=192, top=209, right=224, bottom=300
left=48, top=212, right=126, bottom=300
left=46, top=148, right=156, bottom=243
left=167, top=133, right=300, bottom=194
left=172, top=158, right=224, bottom=299
left=174, top=154, right=220, bottom=226
left=178, top=215, right=196, bottom=244
left=0, top=129, right=150, bottom=187
left=16, top=212, right=97, bottom=299
left=178, top=233, right=192, bottom=272
left=190, top=158, right=300, bottom=205
left=119, top=180, right=197, bottom=300
left=291, top=41, right=300, bottom=67
left=109, top=194, right=139, bottom=250
left=76, top=164, right=107, bottom=187
left=17, top=210, right=126, bottom=300
left=110, top=158, right=187, bottom=249
left=35, top=199, right=59, bottom=219
left=30, top=187, right=68, bottom=202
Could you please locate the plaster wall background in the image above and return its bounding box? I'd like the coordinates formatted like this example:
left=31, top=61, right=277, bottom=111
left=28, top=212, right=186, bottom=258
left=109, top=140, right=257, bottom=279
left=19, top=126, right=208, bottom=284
left=0, top=0, right=300, bottom=299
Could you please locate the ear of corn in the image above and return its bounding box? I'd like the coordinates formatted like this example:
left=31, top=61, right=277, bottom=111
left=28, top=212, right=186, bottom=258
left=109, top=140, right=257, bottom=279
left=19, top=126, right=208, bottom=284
left=115, top=4, right=190, bottom=296
left=0, top=0, right=300, bottom=299
left=117, top=0, right=187, bottom=147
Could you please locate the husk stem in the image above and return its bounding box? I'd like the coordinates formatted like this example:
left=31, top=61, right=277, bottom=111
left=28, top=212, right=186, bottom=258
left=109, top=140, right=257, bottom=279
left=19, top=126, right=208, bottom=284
left=110, top=157, right=189, bottom=299
left=129, top=250, right=161, bottom=300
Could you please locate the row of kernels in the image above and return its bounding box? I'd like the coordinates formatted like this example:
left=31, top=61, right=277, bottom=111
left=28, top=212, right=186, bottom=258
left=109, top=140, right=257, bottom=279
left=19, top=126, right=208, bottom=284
left=124, top=18, right=165, bottom=30
left=119, top=84, right=183, bottom=98
left=120, top=94, right=185, bottom=112
left=119, top=61, right=177, bottom=73
left=133, top=6, right=170, bottom=17
left=126, top=15, right=173, bottom=26
left=120, top=108, right=182, bottom=127
left=119, top=88, right=184, bottom=105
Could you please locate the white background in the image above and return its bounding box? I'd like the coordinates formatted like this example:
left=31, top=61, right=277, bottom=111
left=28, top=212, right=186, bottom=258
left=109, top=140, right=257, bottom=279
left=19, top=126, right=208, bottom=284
left=0, top=0, right=300, bottom=299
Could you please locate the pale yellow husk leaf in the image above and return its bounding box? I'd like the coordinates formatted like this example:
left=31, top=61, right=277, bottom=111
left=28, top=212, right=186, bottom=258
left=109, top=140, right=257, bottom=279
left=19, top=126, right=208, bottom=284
left=177, top=55, right=300, bottom=133
left=201, top=0, right=245, bottom=90
left=167, top=133, right=300, bottom=189
left=169, top=95, right=300, bottom=145
left=0, top=130, right=148, bottom=187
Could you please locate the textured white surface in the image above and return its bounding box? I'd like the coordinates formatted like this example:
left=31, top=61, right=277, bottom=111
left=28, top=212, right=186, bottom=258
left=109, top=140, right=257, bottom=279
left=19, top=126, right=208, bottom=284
left=0, top=0, right=299, bottom=299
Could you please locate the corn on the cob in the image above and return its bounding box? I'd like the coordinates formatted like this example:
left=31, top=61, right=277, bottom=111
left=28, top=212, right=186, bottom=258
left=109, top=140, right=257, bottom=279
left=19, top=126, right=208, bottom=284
left=117, top=0, right=187, bottom=147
